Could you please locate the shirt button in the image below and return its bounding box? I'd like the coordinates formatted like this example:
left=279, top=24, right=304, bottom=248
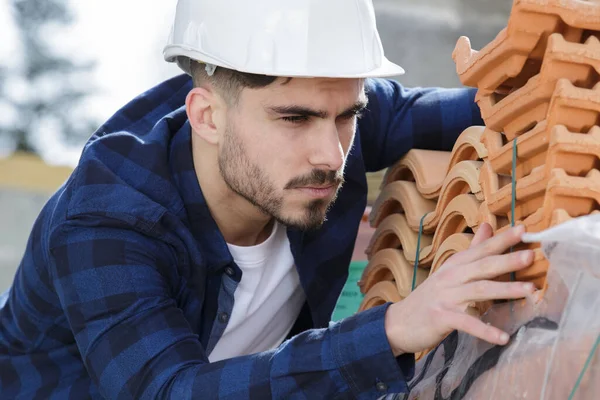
left=224, top=267, right=235, bottom=277
left=376, top=381, right=388, bottom=392
left=218, top=312, right=229, bottom=324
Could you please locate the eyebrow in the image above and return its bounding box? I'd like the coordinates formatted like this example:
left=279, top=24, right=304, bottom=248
left=267, top=100, right=368, bottom=119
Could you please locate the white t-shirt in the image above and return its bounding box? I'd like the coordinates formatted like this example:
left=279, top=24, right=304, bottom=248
left=208, top=221, right=306, bottom=362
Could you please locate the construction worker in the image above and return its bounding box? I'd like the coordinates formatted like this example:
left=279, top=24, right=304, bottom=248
left=0, top=0, right=535, bottom=398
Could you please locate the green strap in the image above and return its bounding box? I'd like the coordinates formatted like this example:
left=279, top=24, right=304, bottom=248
left=568, top=333, right=600, bottom=399
left=412, top=213, right=428, bottom=291
left=510, top=139, right=517, bottom=282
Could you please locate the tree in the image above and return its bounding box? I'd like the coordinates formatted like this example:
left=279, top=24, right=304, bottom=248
left=1, top=0, right=98, bottom=155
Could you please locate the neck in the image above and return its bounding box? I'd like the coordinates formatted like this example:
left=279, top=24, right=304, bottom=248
left=191, top=132, right=274, bottom=246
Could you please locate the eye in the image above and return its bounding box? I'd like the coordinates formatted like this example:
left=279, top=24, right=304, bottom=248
left=281, top=115, right=309, bottom=124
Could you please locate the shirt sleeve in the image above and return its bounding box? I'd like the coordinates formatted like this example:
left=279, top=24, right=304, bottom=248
left=49, top=222, right=413, bottom=399
left=359, top=77, right=484, bottom=173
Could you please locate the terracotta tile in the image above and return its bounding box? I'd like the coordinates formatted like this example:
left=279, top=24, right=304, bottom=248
left=357, top=248, right=427, bottom=298
left=486, top=125, right=600, bottom=183
left=447, top=126, right=489, bottom=167
left=365, top=213, right=434, bottom=263
left=475, top=34, right=600, bottom=138
left=485, top=167, right=600, bottom=223
left=372, top=161, right=483, bottom=233
left=479, top=161, right=512, bottom=214
left=453, top=0, right=600, bottom=93
left=368, top=181, right=437, bottom=231
left=486, top=165, right=548, bottom=221
left=368, top=193, right=482, bottom=268
left=381, top=150, right=451, bottom=199
left=382, top=127, right=487, bottom=199
left=429, top=233, right=474, bottom=275
left=441, top=160, right=485, bottom=202
left=419, top=161, right=484, bottom=232
left=478, top=201, right=510, bottom=232
left=418, top=194, right=482, bottom=266
left=515, top=0, right=600, bottom=31
left=544, top=79, right=600, bottom=134
left=453, top=28, right=539, bottom=94
left=357, top=280, right=402, bottom=312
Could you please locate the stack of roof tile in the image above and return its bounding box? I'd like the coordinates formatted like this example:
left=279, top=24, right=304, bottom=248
left=357, top=126, right=490, bottom=314
left=357, top=0, right=600, bottom=332
left=454, top=0, right=600, bottom=291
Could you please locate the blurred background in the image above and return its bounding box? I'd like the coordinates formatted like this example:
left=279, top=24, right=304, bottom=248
left=0, top=0, right=512, bottom=292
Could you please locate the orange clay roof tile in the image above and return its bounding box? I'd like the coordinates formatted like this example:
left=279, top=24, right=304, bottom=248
left=381, top=150, right=451, bottom=199
left=367, top=194, right=482, bottom=268
left=453, top=0, right=600, bottom=92
left=541, top=78, right=600, bottom=133
left=357, top=280, right=403, bottom=312
left=475, top=34, right=600, bottom=137
left=365, top=213, right=433, bottom=262
left=419, top=161, right=484, bottom=232
left=418, top=194, right=482, bottom=266
left=371, top=161, right=483, bottom=232
left=357, top=248, right=427, bottom=297
left=368, top=181, right=437, bottom=230
left=429, top=233, right=474, bottom=276
left=478, top=201, right=510, bottom=232
left=484, top=167, right=600, bottom=223
left=485, top=125, right=600, bottom=180
left=447, top=126, right=489, bottom=167
left=382, top=127, right=487, bottom=198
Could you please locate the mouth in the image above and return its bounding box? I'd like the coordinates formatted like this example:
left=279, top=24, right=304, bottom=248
left=294, top=184, right=337, bottom=199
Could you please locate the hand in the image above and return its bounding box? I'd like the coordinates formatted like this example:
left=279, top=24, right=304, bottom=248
left=384, top=223, right=535, bottom=356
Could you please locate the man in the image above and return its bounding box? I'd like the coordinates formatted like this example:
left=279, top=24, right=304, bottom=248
left=0, top=0, right=535, bottom=398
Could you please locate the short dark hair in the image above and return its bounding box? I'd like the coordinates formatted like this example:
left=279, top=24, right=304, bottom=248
left=190, top=60, right=286, bottom=104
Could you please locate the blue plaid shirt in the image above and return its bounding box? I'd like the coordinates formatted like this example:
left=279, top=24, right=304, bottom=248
left=0, top=74, right=482, bottom=399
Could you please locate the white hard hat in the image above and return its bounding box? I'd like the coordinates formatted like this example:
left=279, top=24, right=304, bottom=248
left=163, top=0, right=405, bottom=78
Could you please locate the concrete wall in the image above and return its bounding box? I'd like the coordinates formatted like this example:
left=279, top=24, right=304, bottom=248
left=373, top=0, right=511, bottom=88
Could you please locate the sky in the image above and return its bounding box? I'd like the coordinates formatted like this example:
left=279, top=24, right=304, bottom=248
left=0, top=0, right=182, bottom=165
left=67, top=0, right=181, bottom=116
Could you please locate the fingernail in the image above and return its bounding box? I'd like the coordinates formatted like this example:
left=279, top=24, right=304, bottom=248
left=514, top=225, right=525, bottom=234
left=524, top=283, right=535, bottom=292
left=500, top=332, right=509, bottom=343
left=520, top=251, right=532, bottom=263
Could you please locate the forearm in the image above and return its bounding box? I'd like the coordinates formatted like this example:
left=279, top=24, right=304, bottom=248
left=158, top=305, right=413, bottom=399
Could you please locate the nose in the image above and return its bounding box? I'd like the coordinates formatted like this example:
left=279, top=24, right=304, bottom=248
left=307, top=124, right=345, bottom=172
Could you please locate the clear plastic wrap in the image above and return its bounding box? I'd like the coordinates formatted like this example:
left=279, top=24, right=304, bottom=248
left=386, top=214, right=600, bottom=399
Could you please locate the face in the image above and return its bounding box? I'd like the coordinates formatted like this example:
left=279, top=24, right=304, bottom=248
left=218, top=77, right=366, bottom=231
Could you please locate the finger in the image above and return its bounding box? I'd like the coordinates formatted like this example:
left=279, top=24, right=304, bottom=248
left=444, top=310, right=511, bottom=346
left=469, top=222, right=492, bottom=248
left=461, top=249, right=534, bottom=283
left=448, top=225, right=526, bottom=266
left=455, top=279, right=536, bottom=303
left=441, top=223, right=492, bottom=268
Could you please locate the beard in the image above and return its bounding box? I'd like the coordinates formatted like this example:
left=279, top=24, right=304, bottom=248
left=218, top=123, right=345, bottom=231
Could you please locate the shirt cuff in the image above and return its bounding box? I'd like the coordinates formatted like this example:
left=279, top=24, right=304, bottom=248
left=331, top=302, right=414, bottom=399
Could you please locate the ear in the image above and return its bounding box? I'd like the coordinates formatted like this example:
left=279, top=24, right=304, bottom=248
left=186, top=87, right=223, bottom=145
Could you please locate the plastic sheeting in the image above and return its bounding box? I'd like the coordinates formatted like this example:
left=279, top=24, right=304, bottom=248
left=383, top=214, right=600, bottom=399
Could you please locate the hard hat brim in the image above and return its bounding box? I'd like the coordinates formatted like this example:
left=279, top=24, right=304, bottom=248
left=164, top=46, right=405, bottom=78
